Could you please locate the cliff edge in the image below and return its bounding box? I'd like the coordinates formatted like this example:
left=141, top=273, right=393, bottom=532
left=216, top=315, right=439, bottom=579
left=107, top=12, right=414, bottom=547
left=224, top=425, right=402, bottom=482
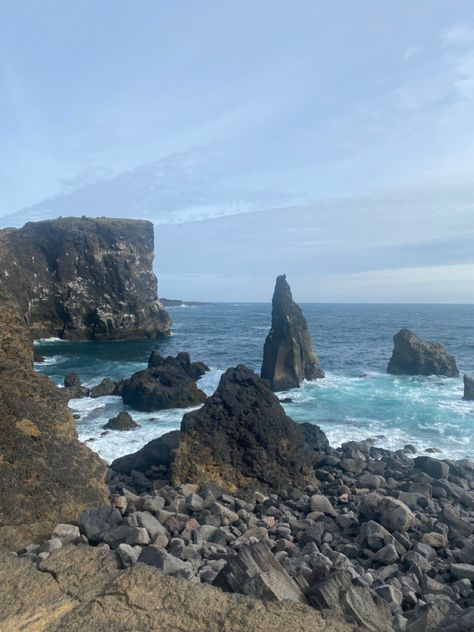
left=0, top=217, right=171, bottom=340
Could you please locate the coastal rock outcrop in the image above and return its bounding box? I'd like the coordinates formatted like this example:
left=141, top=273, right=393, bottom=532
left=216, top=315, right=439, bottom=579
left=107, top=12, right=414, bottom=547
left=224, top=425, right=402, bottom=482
left=121, top=351, right=207, bottom=412
left=104, top=411, right=140, bottom=431
left=387, top=329, right=459, bottom=377
left=0, top=217, right=171, bottom=340
left=261, top=275, right=324, bottom=391
left=464, top=375, right=474, bottom=400
left=0, top=287, right=108, bottom=550
left=172, top=365, right=319, bottom=494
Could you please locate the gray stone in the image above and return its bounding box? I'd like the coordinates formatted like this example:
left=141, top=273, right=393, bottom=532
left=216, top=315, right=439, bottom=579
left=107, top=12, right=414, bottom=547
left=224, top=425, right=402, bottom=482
left=116, top=543, right=140, bottom=568
left=125, top=527, right=150, bottom=546
left=79, top=506, right=122, bottom=543
left=52, top=524, right=81, bottom=544
left=374, top=544, right=399, bottom=565
left=375, top=584, right=403, bottom=605
left=310, top=494, right=337, bottom=517
left=137, top=546, right=190, bottom=576
left=414, top=456, right=450, bottom=480
left=359, top=494, right=415, bottom=533
left=449, top=563, right=474, bottom=580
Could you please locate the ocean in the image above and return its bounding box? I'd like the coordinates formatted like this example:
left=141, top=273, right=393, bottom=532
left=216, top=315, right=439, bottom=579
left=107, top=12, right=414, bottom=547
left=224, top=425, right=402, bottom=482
left=34, top=303, right=474, bottom=464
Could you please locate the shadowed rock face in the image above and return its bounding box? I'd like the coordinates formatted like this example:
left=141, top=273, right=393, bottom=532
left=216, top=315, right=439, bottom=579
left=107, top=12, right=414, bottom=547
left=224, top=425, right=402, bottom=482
left=261, top=275, right=324, bottom=391
left=172, top=365, right=319, bottom=495
left=464, top=375, right=474, bottom=401
left=387, top=329, right=459, bottom=377
left=0, top=287, right=108, bottom=550
left=0, top=217, right=171, bottom=340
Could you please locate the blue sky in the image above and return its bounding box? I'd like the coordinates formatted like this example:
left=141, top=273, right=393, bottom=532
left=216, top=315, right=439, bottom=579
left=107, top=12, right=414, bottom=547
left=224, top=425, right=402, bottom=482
left=1, top=1, right=474, bottom=301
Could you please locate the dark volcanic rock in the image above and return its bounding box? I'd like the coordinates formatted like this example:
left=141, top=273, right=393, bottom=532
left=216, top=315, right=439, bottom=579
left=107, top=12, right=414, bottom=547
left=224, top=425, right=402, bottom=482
left=0, top=287, right=108, bottom=550
left=111, top=430, right=181, bottom=474
left=0, top=217, right=171, bottom=340
left=172, top=365, right=318, bottom=494
left=104, top=411, right=140, bottom=431
left=63, top=372, right=90, bottom=399
left=387, top=329, right=459, bottom=377
left=464, top=375, right=474, bottom=401
left=90, top=377, right=122, bottom=398
left=121, top=352, right=207, bottom=412
left=261, top=275, right=324, bottom=391
left=148, top=350, right=209, bottom=381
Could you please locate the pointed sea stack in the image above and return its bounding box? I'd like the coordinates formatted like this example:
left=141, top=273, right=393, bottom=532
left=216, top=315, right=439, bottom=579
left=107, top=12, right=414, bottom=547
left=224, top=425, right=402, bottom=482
left=261, top=275, right=324, bottom=391
left=464, top=375, right=474, bottom=400
left=387, top=329, right=459, bottom=377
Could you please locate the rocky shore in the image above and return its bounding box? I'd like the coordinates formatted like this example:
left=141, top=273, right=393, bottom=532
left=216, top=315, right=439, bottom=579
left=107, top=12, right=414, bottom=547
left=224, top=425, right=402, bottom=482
left=11, top=368, right=474, bottom=632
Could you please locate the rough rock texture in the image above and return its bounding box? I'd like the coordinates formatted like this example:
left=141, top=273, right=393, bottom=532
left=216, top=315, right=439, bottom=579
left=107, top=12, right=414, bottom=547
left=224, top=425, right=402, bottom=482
left=121, top=351, right=207, bottom=412
left=172, top=365, right=318, bottom=494
left=464, top=374, right=474, bottom=400
left=261, top=275, right=324, bottom=391
left=0, top=287, right=108, bottom=550
left=112, top=430, right=181, bottom=474
left=0, top=217, right=171, bottom=340
left=0, top=547, right=354, bottom=632
left=387, top=329, right=459, bottom=377
left=104, top=411, right=139, bottom=431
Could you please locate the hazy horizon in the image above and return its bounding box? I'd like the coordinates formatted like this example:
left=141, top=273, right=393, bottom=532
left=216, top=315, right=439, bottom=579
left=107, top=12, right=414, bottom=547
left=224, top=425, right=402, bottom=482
left=1, top=1, right=474, bottom=302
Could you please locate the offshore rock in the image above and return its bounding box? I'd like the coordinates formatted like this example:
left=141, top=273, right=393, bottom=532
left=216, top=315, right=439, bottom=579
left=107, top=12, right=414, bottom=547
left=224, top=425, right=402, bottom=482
left=0, top=287, right=108, bottom=550
left=463, top=375, right=474, bottom=401
left=103, top=411, right=140, bottom=431
left=0, top=217, right=171, bottom=340
left=63, top=372, right=90, bottom=399
left=387, top=329, right=459, bottom=377
left=172, top=365, right=318, bottom=495
left=261, top=274, right=324, bottom=391
left=121, top=352, right=207, bottom=412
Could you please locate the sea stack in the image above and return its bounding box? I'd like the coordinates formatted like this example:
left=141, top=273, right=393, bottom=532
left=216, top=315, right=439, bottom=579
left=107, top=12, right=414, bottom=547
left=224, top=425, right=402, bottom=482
left=261, top=274, right=324, bottom=391
left=0, top=217, right=171, bottom=340
left=387, top=329, right=459, bottom=377
left=464, top=375, right=474, bottom=400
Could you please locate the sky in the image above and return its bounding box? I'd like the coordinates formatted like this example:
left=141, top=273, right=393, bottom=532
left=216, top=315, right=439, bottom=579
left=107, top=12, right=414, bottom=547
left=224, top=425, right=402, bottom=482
left=1, top=1, right=474, bottom=301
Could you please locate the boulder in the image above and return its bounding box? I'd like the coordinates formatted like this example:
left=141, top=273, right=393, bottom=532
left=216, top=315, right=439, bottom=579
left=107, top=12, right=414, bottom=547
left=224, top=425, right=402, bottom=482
left=63, top=373, right=90, bottom=399
left=90, top=378, right=122, bottom=398
left=0, top=287, right=108, bottom=550
left=387, top=329, right=459, bottom=377
left=359, top=493, right=415, bottom=533
left=103, top=411, right=140, bottom=431
left=300, top=422, right=330, bottom=452
left=0, top=217, right=171, bottom=340
left=464, top=375, right=474, bottom=401
left=414, top=456, right=449, bottom=479
left=111, top=430, right=181, bottom=474
left=261, top=275, right=324, bottom=391
left=121, top=352, right=207, bottom=412
left=172, top=365, right=318, bottom=495
left=214, top=541, right=307, bottom=604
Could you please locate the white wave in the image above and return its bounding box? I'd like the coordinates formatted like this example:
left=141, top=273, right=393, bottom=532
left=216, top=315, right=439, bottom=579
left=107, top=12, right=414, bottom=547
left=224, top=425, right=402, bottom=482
left=34, top=337, right=64, bottom=344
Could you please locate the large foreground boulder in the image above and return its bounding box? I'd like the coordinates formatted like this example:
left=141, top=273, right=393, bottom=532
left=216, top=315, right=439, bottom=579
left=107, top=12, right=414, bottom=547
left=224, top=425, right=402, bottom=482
left=261, top=275, right=324, bottom=391
left=112, top=430, right=181, bottom=474
left=464, top=375, right=474, bottom=401
left=172, top=365, right=319, bottom=494
left=0, top=546, right=353, bottom=631
left=0, top=217, right=171, bottom=340
left=121, top=351, right=207, bottom=412
left=387, top=329, right=459, bottom=377
left=0, top=288, right=108, bottom=550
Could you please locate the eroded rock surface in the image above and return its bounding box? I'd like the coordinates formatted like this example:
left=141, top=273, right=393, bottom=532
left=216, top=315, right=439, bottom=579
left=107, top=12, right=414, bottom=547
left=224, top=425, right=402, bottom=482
left=261, top=274, right=324, bottom=391
left=172, top=365, right=319, bottom=494
left=0, top=547, right=353, bottom=632
left=387, top=329, right=459, bottom=377
left=0, top=217, right=171, bottom=340
left=0, top=288, right=108, bottom=550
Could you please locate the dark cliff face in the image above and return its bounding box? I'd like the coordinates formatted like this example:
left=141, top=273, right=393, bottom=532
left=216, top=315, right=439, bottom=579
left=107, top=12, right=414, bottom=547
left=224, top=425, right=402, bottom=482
left=0, top=286, right=108, bottom=550
left=261, top=275, right=324, bottom=391
left=0, top=217, right=171, bottom=340
left=387, top=329, right=459, bottom=377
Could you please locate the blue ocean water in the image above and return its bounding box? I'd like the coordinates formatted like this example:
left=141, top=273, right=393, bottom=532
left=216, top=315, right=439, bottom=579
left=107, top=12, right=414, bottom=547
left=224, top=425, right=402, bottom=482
left=35, top=303, right=474, bottom=463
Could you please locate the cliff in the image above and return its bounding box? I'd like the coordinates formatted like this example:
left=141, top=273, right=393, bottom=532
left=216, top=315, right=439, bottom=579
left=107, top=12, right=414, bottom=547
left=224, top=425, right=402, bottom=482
left=261, top=275, right=324, bottom=391
left=0, top=286, right=109, bottom=550
left=0, top=217, right=171, bottom=340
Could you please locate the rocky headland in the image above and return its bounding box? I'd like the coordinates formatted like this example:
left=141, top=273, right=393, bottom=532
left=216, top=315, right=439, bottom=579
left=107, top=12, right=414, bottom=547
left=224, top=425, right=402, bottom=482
left=387, top=329, right=459, bottom=377
left=261, top=274, right=324, bottom=391
left=0, top=217, right=171, bottom=340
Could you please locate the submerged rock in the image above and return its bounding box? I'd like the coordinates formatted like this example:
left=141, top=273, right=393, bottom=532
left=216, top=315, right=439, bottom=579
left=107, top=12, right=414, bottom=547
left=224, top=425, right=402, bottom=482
left=387, top=329, right=459, bottom=377
left=121, top=352, right=207, bottom=412
left=104, top=411, right=140, bottom=431
left=0, top=217, right=171, bottom=340
left=172, top=365, right=319, bottom=495
left=261, top=275, right=324, bottom=391
left=463, top=375, right=474, bottom=401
